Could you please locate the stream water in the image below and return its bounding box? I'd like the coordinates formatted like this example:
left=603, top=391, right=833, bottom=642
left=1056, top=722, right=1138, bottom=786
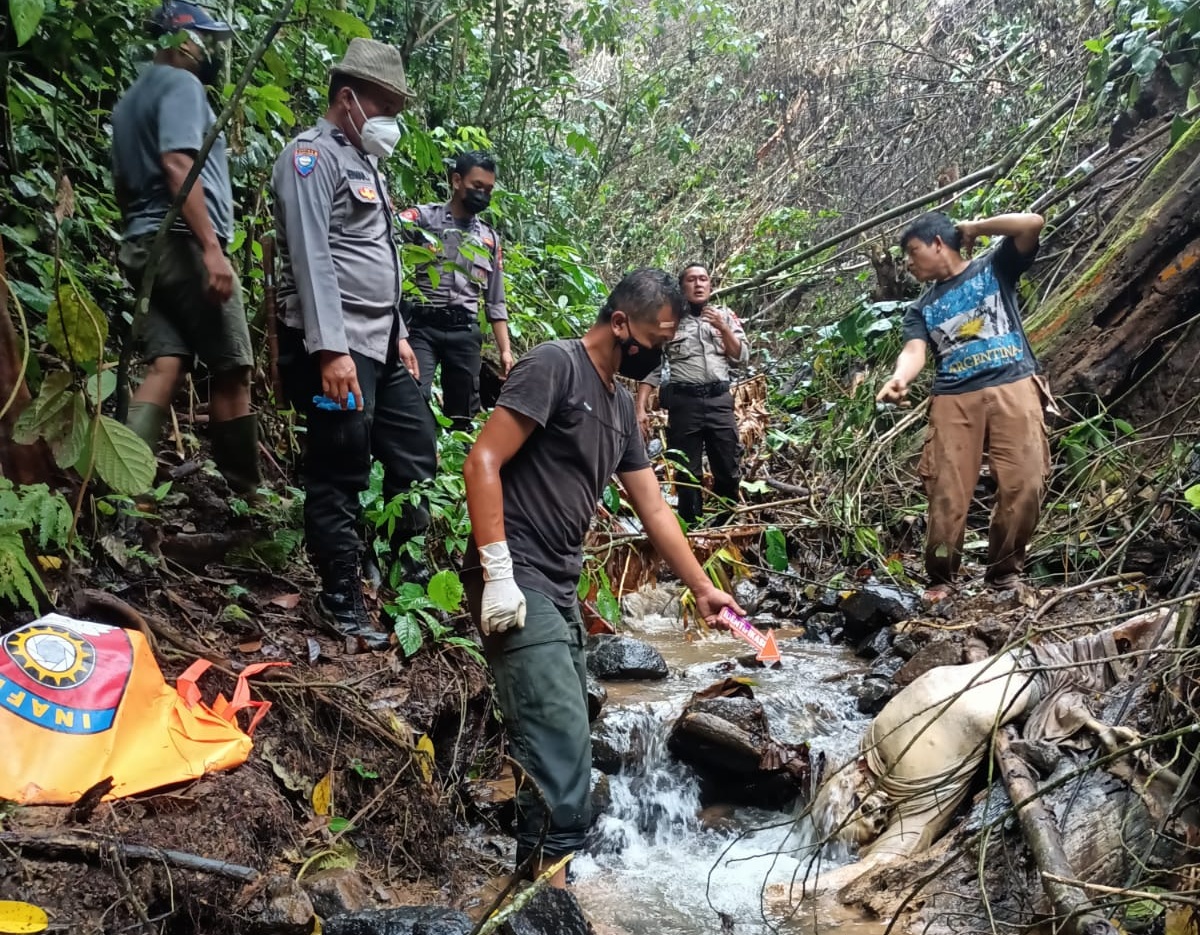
left=571, top=606, right=888, bottom=935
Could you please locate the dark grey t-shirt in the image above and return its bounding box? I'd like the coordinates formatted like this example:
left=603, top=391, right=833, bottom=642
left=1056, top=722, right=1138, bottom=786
left=901, top=238, right=1038, bottom=395
left=111, top=64, right=234, bottom=244
left=467, top=339, right=650, bottom=607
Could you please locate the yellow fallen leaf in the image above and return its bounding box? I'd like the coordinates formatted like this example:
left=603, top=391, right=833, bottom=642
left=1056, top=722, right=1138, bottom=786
left=311, top=772, right=333, bottom=817
left=0, top=900, right=49, bottom=934
left=415, top=734, right=435, bottom=784
left=35, top=556, right=62, bottom=571
left=311, top=917, right=323, bottom=935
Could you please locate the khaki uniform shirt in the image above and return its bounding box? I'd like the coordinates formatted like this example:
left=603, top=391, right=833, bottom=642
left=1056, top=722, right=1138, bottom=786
left=398, top=202, right=506, bottom=321
left=643, top=305, right=749, bottom=387
left=272, top=118, right=407, bottom=363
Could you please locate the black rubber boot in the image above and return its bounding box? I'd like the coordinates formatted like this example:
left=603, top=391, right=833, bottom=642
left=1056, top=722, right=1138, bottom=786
left=210, top=414, right=263, bottom=495
left=316, top=560, right=391, bottom=652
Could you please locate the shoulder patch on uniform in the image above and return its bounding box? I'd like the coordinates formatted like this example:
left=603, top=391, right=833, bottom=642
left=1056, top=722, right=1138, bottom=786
left=293, top=147, right=319, bottom=177
left=399, top=207, right=420, bottom=222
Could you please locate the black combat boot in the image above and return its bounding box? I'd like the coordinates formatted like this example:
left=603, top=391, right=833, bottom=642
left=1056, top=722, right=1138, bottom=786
left=316, top=559, right=391, bottom=652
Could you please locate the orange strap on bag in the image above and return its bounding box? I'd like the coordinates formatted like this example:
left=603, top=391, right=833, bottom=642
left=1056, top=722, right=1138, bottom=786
left=0, top=613, right=289, bottom=805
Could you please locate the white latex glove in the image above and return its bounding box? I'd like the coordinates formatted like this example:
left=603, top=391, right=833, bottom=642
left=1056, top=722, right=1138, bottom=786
left=479, top=541, right=526, bottom=635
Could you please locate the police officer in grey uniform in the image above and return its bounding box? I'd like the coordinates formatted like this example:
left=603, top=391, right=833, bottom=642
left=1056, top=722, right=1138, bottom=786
left=272, top=38, right=436, bottom=650
left=636, top=263, right=750, bottom=525
left=399, top=152, right=511, bottom=432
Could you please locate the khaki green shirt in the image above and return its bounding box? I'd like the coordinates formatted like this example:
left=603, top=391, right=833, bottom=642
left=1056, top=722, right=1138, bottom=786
left=272, top=118, right=406, bottom=363
left=643, top=305, right=749, bottom=388
left=399, top=202, right=506, bottom=321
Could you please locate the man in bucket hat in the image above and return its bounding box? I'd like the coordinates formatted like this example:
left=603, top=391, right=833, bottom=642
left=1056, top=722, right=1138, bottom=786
left=111, top=0, right=261, bottom=494
left=272, top=39, right=437, bottom=651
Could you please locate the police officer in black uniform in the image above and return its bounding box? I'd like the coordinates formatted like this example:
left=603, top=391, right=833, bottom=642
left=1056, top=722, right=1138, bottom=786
left=399, top=152, right=511, bottom=432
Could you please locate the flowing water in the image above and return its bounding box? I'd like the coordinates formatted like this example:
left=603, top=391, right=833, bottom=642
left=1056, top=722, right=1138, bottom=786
left=572, top=607, right=886, bottom=935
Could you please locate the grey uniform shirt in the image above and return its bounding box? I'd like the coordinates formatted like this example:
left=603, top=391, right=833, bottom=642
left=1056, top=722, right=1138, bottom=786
left=643, top=305, right=749, bottom=387
left=463, top=340, right=648, bottom=606
left=111, top=63, right=234, bottom=243
left=399, top=202, right=506, bottom=321
left=272, top=118, right=407, bottom=362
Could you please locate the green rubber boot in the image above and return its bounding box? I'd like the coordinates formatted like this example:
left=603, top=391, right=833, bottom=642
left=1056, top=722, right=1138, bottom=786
left=125, top=401, right=169, bottom=447
left=210, top=413, right=263, bottom=495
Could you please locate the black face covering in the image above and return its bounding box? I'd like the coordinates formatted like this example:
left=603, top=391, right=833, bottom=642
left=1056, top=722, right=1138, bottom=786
left=463, top=189, right=491, bottom=214
left=197, top=53, right=223, bottom=86
left=617, top=334, right=662, bottom=381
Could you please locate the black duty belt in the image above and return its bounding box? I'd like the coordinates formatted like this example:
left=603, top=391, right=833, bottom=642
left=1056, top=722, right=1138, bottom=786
left=411, top=304, right=476, bottom=330
left=672, top=381, right=730, bottom=398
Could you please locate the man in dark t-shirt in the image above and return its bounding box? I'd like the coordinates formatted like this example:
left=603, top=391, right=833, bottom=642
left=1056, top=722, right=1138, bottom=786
left=463, top=268, right=743, bottom=887
left=877, top=211, right=1050, bottom=599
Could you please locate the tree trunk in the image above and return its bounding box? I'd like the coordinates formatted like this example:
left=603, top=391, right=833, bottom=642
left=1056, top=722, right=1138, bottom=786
left=0, top=236, right=54, bottom=483
left=1028, top=120, right=1200, bottom=422
left=994, top=726, right=1118, bottom=935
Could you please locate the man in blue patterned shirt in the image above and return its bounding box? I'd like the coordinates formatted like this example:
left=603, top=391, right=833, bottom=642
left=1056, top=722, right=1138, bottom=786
left=877, top=211, right=1049, bottom=600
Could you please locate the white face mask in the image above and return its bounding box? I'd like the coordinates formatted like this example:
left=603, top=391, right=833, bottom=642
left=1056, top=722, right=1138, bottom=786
left=349, top=90, right=401, bottom=159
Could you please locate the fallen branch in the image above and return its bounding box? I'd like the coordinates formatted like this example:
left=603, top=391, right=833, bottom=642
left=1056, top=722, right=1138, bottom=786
left=1033, top=573, right=1147, bottom=621
left=1042, top=873, right=1200, bottom=909
left=0, top=831, right=259, bottom=883
left=994, top=726, right=1118, bottom=935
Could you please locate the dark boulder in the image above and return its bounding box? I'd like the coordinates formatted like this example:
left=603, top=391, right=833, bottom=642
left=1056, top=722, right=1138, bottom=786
left=839, top=584, right=920, bottom=642
left=586, top=676, right=607, bottom=721
left=894, top=639, right=963, bottom=687
left=500, top=887, right=590, bottom=935
left=855, top=676, right=895, bottom=715
left=323, top=907, right=472, bottom=935
left=586, top=634, right=668, bottom=680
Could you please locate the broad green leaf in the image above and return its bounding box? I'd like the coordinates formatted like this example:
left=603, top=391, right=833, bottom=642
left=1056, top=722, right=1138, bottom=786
left=764, top=526, right=788, bottom=572
left=328, top=816, right=354, bottom=833
left=393, top=614, right=423, bottom=656
left=426, top=569, right=463, bottom=613
left=85, top=370, right=116, bottom=405
left=602, top=483, right=620, bottom=513
left=1171, top=114, right=1193, bottom=145
left=596, top=575, right=620, bottom=625
left=12, top=371, right=72, bottom=446
left=318, top=8, right=372, bottom=37
left=52, top=394, right=90, bottom=470
left=47, top=280, right=107, bottom=365
left=1185, top=485, right=1200, bottom=509
left=87, top=416, right=156, bottom=494
left=9, top=0, right=46, bottom=46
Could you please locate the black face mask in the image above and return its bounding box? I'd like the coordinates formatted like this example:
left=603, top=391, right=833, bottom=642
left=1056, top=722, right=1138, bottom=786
left=463, top=190, right=491, bottom=214
left=197, top=53, right=223, bottom=86
left=617, top=335, right=662, bottom=381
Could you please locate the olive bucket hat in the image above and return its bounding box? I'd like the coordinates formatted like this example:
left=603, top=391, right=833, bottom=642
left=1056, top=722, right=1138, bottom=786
left=330, top=38, right=414, bottom=101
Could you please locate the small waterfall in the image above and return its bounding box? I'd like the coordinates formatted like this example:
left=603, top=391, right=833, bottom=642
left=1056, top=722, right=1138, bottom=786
left=587, top=704, right=702, bottom=860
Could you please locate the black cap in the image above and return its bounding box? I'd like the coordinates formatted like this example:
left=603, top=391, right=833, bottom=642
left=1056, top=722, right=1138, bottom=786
left=148, top=1, right=233, bottom=38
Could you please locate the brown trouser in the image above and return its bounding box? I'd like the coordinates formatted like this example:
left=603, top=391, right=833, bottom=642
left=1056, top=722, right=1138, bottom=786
left=918, top=376, right=1050, bottom=585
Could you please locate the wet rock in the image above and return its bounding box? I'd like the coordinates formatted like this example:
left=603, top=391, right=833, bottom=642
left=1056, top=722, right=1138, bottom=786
left=733, top=579, right=762, bottom=615
left=803, top=611, right=841, bottom=638
left=856, top=627, right=893, bottom=660
left=855, top=676, right=895, bottom=715
left=839, top=584, right=920, bottom=642
left=587, top=677, right=607, bottom=721
left=737, top=652, right=783, bottom=670
left=895, top=639, right=963, bottom=687
left=586, top=634, right=668, bottom=680
left=591, top=768, right=612, bottom=816
left=499, top=886, right=590, bottom=935
left=670, top=696, right=769, bottom=773
left=249, top=874, right=315, bottom=935
left=802, top=587, right=841, bottom=615
left=868, top=651, right=904, bottom=681
left=752, top=611, right=781, bottom=629
left=324, top=907, right=472, bottom=935
left=892, top=632, right=921, bottom=660
left=304, top=867, right=375, bottom=918
left=591, top=709, right=644, bottom=774
left=620, top=586, right=681, bottom=622
left=669, top=686, right=810, bottom=808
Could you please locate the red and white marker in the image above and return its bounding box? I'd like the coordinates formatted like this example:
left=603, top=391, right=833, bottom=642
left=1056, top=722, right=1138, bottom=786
left=719, top=607, right=782, bottom=665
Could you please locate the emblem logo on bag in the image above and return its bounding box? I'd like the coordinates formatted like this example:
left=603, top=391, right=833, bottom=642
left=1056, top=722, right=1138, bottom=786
left=0, top=619, right=133, bottom=734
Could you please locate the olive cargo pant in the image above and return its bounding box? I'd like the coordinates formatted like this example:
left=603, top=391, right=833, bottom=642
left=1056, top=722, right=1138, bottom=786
left=918, top=376, right=1050, bottom=586
left=470, top=585, right=592, bottom=865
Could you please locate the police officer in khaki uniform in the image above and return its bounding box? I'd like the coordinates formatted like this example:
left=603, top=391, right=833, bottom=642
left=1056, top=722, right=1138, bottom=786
left=636, top=263, right=750, bottom=525
left=272, top=39, right=436, bottom=650
left=399, top=152, right=511, bottom=432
